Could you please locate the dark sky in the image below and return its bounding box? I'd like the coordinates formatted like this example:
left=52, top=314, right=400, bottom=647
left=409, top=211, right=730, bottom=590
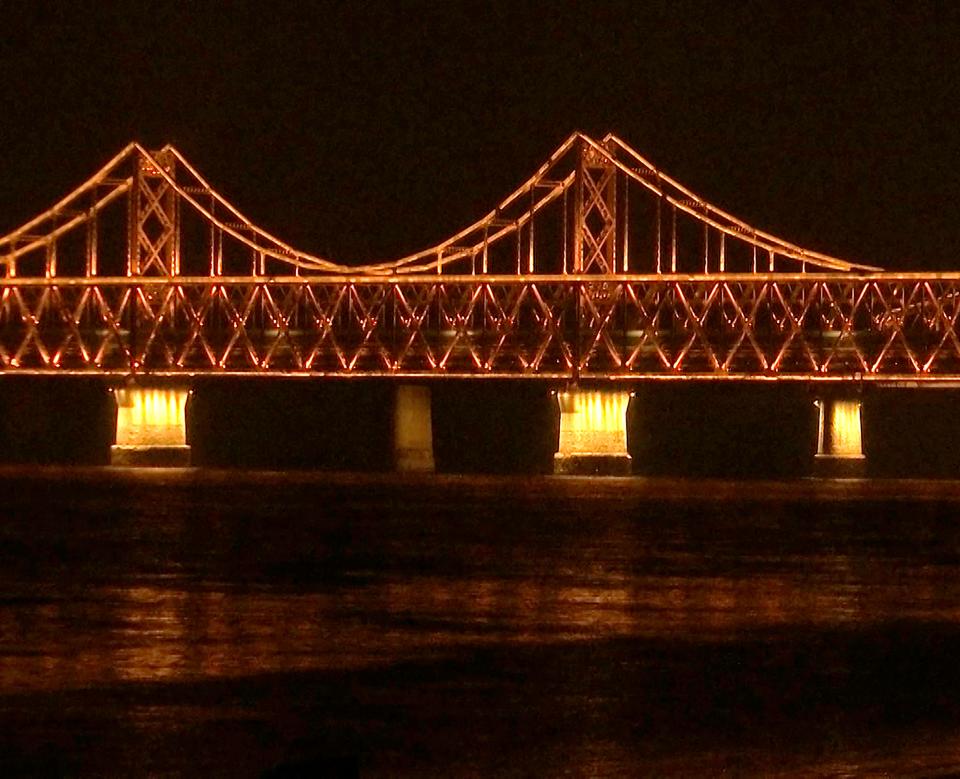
left=1, top=1, right=959, bottom=270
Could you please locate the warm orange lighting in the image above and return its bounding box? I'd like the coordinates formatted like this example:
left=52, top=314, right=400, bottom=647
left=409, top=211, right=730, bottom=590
left=817, top=398, right=863, bottom=458
left=556, top=389, right=630, bottom=456
left=115, top=387, right=189, bottom=447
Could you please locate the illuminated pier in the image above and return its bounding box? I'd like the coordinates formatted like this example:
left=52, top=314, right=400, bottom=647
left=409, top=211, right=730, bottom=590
left=814, top=396, right=865, bottom=477
left=554, top=389, right=631, bottom=475
left=112, top=386, right=191, bottom=466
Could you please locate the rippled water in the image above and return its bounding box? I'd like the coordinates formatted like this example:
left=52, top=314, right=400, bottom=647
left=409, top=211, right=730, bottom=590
left=2, top=468, right=960, bottom=776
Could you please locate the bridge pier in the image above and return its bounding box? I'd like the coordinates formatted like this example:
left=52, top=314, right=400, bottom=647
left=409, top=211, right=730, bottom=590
left=814, top=395, right=865, bottom=477
left=111, top=386, right=191, bottom=466
left=393, top=385, right=435, bottom=472
left=554, top=388, right=632, bottom=475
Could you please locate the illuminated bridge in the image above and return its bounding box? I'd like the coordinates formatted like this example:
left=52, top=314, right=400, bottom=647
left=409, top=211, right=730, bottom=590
left=2, top=134, right=956, bottom=472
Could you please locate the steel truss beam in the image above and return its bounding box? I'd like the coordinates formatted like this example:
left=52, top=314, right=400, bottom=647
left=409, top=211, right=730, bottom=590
left=2, top=275, right=960, bottom=380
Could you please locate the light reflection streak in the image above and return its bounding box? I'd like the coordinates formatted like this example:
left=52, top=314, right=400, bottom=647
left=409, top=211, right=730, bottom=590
left=112, top=586, right=187, bottom=681
left=0, top=562, right=940, bottom=694
left=0, top=551, right=956, bottom=696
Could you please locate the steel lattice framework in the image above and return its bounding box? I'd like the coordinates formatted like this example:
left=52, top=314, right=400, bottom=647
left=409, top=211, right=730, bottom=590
left=2, top=133, right=957, bottom=382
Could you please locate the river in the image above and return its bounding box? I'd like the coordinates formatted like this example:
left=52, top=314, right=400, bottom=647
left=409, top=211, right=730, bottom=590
left=1, top=468, right=959, bottom=776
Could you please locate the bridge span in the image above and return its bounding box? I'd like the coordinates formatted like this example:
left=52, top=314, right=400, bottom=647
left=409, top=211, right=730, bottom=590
left=1, top=134, right=956, bottom=473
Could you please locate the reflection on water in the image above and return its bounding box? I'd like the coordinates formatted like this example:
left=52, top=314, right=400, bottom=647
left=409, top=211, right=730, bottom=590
left=1, top=469, right=960, bottom=775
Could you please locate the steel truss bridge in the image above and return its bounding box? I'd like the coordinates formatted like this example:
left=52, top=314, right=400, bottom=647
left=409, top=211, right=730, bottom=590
left=2, top=133, right=959, bottom=383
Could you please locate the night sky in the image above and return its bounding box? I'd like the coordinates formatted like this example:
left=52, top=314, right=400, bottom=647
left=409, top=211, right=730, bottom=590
left=2, top=1, right=960, bottom=271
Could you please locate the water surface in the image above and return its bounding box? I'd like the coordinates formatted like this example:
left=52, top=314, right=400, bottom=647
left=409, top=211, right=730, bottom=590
left=1, top=468, right=960, bottom=776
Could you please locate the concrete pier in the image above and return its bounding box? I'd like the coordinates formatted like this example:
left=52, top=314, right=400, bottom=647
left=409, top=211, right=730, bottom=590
left=814, top=396, right=865, bottom=477
left=393, top=385, right=435, bottom=472
left=554, top=388, right=632, bottom=475
left=111, top=386, right=191, bottom=466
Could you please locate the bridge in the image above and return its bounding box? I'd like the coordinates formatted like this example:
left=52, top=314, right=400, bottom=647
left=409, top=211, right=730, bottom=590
left=2, top=133, right=956, bottom=472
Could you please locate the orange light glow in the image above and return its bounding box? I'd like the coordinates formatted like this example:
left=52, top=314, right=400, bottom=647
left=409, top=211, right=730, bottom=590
left=115, top=387, right=189, bottom=447
left=557, top=389, right=630, bottom=456
left=817, top=398, right=863, bottom=458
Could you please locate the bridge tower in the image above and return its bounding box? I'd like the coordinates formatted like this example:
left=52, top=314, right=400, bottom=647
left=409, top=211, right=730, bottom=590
left=573, top=138, right=619, bottom=274
left=554, top=140, right=631, bottom=474
left=111, top=149, right=191, bottom=466
left=128, top=148, right=180, bottom=277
